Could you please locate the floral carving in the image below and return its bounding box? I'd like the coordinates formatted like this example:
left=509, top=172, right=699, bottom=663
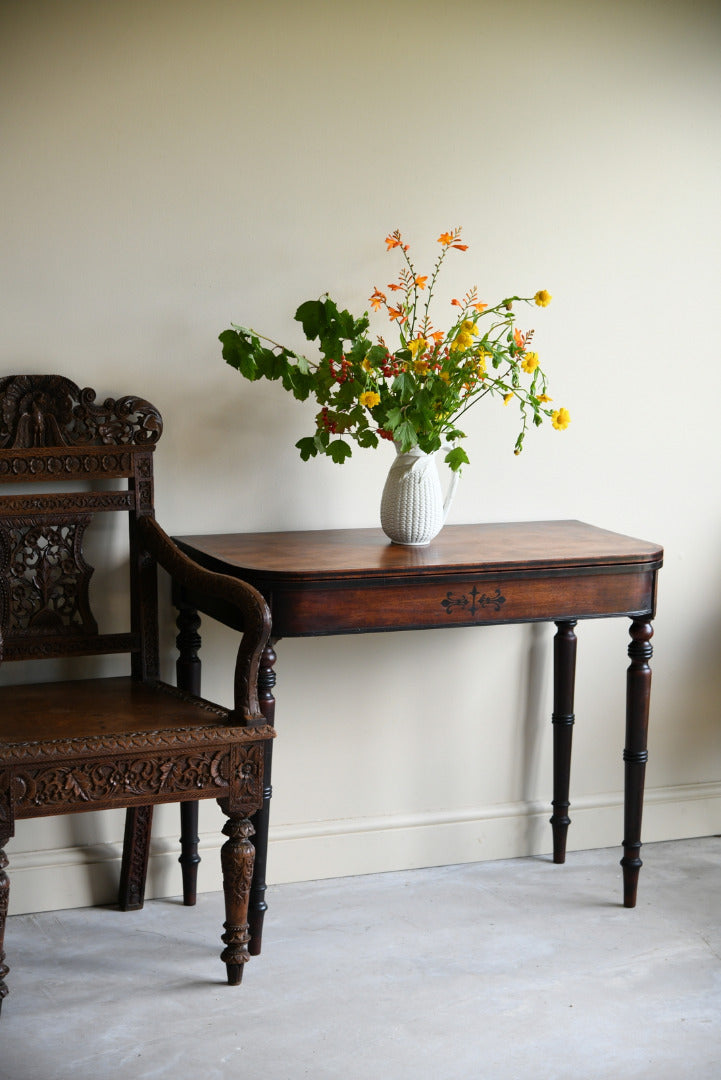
left=11, top=740, right=267, bottom=814
left=0, top=375, right=162, bottom=449
left=13, top=750, right=233, bottom=811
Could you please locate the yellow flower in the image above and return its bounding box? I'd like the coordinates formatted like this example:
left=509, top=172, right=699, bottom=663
left=450, top=320, right=478, bottom=352
left=537, top=393, right=552, bottom=403
left=407, top=337, right=427, bottom=359
left=361, top=356, right=374, bottom=372
left=534, top=290, right=552, bottom=307
left=413, top=359, right=430, bottom=375
left=439, top=371, right=451, bottom=383
left=359, top=390, right=381, bottom=409
left=503, top=393, right=514, bottom=406
left=521, top=351, right=539, bottom=374
left=551, top=407, right=570, bottom=430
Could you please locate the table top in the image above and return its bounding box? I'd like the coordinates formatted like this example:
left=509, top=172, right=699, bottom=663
left=175, top=520, right=663, bottom=583
left=174, top=521, right=663, bottom=636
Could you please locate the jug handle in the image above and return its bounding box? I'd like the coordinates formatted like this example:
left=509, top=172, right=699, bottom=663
left=440, top=444, right=461, bottom=524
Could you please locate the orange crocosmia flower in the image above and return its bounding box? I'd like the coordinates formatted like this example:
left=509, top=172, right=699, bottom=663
left=451, top=298, right=462, bottom=308
left=385, top=233, right=402, bottom=250
left=369, top=289, right=386, bottom=311
left=429, top=330, right=445, bottom=343
left=414, top=276, right=428, bottom=290
left=438, top=232, right=454, bottom=245
left=451, top=243, right=469, bottom=251
left=513, top=328, right=526, bottom=351
left=387, top=306, right=406, bottom=322
left=387, top=283, right=403, bottom=292
left=472, top=302, right=488, bottom=313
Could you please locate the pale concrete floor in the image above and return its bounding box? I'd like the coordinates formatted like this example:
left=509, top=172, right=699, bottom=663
left=2, top=837, right=720, bottom=1080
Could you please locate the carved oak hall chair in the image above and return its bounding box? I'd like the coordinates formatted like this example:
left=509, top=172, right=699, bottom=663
left=0, top=374, right=274, bottom=1015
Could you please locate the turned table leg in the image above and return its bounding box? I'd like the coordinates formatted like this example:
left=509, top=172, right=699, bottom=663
left=176, top=601, right=202, bottom=906
left=248, top=640, right=277, bottom=956
left=621, top=619, right=654, bottom=908
left=550, top=619, right=577, bottom=863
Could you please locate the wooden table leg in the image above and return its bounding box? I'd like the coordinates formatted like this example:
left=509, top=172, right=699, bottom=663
left=248, top=640, right=277, bottom=956
left=176, top=600, right=202, bottom=906
left=621, top=619, right=654, bottom=908
left=550, top=619, right=577, bottom=863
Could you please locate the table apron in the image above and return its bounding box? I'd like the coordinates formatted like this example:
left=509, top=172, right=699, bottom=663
left=264, top=567, right=658, bottom=635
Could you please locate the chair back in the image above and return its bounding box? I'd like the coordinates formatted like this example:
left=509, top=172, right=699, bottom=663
left=0, top=374, right=163, bottom=678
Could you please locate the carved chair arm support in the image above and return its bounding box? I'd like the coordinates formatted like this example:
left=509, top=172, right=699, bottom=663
left=137, top=516, right=272, bottom=726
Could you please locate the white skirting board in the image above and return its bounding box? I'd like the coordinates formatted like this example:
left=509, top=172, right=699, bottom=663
left=7, top=781, right=721, bottom=916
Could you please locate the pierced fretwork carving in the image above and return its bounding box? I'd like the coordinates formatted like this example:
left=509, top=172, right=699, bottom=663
left=0, top=518, right=97, bottom=639
left=0, top=375, right=162, bottom=449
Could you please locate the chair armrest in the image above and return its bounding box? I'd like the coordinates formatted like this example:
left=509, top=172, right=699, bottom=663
left=137, top=516, right=272, bottom=726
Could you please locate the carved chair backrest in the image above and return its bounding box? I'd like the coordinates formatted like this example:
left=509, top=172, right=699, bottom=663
left=0, top=375, right=163, bottom=679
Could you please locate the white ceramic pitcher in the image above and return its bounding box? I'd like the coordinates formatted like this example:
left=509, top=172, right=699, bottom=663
left=379, top=444, right=459, bottom=546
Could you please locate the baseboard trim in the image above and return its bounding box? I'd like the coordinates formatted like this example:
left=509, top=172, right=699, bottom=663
left=8, top=781, right=721, bottom=915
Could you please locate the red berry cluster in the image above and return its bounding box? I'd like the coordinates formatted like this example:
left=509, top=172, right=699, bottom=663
left=377, top=428, right=394, bottom=441
left=328, top=356, right=353, bottom=383
left=380, top=352, right=403, bottom=378
left=319, top=407, right=339, bottom=434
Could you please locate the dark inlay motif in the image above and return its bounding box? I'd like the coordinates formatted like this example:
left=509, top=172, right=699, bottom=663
left=441, top=585, right=506, bottom=617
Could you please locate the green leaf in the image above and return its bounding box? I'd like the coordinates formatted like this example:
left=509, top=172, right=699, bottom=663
left=392, top=372, right=414, bottom=404
left=385, top=406, right=404, bottom=431
left=219, top=329, right=259, bottom=381
left=256, top=348, right=289, bottom=381
left=283, top=365, right=314, bottom=400
left=394, top=419, right=418, bottom=451
left=295, top=299, right=325, bottom=341
left=296, top=436, right=318, bottom=461
left=327, top=439, right=353, bottom=464
left=445, top=446, right=470, bottom=472
left=356, top=429, right=379, bottom=449
left=295, top=297, right=369, bottom=361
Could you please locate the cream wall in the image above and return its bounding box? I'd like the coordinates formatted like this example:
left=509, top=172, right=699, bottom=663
left=2, top=0, right=720, bottom=914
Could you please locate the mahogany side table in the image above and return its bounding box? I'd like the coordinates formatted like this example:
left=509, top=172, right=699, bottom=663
left=167, top=520, right=663, bottom=955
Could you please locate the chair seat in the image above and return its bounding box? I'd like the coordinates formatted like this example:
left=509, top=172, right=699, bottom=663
left=0, top=676, right=273, bottom=819
left=0, top=676, right=246, bottom=755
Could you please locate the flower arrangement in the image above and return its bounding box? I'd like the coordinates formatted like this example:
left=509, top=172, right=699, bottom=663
left=220, top=228, right=569, bottom=472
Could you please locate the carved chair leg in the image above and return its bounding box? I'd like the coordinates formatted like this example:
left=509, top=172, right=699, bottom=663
left=550, top=620, right=577, bottom=863
left=118, top=805, right=154, bottom=911
left=248, top=641, right=276, bottom=956
left=0, top=845, right=10, bottom=1014
left=621, top=619, right=654, bottom=908
left=176, top=601, right=202, bottom=906
left=218, top=803, right=255, bottom=986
